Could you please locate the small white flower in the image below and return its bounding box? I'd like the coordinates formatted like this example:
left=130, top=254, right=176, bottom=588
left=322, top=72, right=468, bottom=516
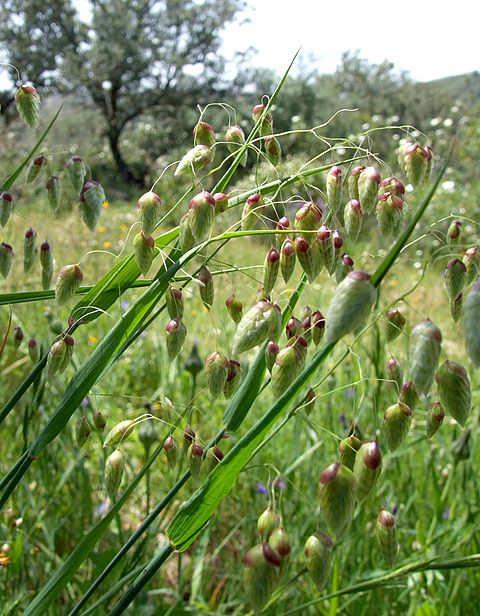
left=430, top=117, right=441, bottom=127
left=443, top=118, right=453, bottom=127
left=441, top=180, right=455, bottom=193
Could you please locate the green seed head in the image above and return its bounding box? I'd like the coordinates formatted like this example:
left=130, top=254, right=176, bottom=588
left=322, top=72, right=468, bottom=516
left=188, top=442, right=204, bottom=478
left=326, top=166, right=342, bottom=213
left=80, top=180, right=106, bottom=231
left=402, top=142, right=429, bottom=186
left=242, top=192, right=264, bottom=230
left=103, top=419, right=136, bottom=448
left=166, top=286, right=184, bottom=319
left=188, top=191, right=215, bottom=242
left=304, top=533, right=334, bottom=591
left=399, top=380, right=420, bottom=410
left=137, top=191, right=162, bottom=235
left=225, top=293, right=243, bottom=323
left=243, top=544, right=276, bottom=611
left=224, top=359, right=242, bottom=398
left=13, top=326, right=24, bottom=349
left=409, top=319, right=442, bottom=395
left=447, top=219, right=462, bottom=244
left=311, top=310, right=326, bottom=346
left=443, top=259, right=466, bottom=301
left=263, top=248, right=280, bottom=295
left=179, top=211, right=195, bottom=253
left=213, top=192, right=229, bottom=214
left=46, top=175, right=60, bottom=212
left=294, top=201, right=322, bottom=231
left=0, top=191, right=14, bottom=227
left=383, top=402, right=412, bottom=451
left=23, top=227, right=37, bottom=273
left=379, top=176, right=405, bottom=198
left=376, top=510, right=398, bottom=565
left=264, top=135, right=282, bottom=166
left=347, top=165, right=365, bottom=200
left=265, top=340, right=279, bottom=372
left=358, top=166, right=380, bottom=213
left=163, top=435, right=178, bottom=468
left=28, top=338, right=39, bottom=363
left=319, top=462, right=357, bottom=538
left=269, top=527, right=291, bottom=558
left=463, top=279, right=480, bottom=365
left=0, top=242, right=14, bottom=279
left=385, top=308, right=406, bottom=342
left=75, top=415, right=91, bottom=448
left=133, top=232, right=157, bottom=275
left=66, top=156, right=87, bottom=194
left=232, top=300, right=281, bottom=355
left=193, top=120, right=216, bottom=147
left=252, top=103, right=273, bottom=136
left=435, top=360, right=471, bottom=426
left=205, top=351, right=229, bottom=398
left=338, top=434, right=362, bottom=470
left=280, top=238, right=296, bottom=283
left=463, top=246, right=480, bottom=284
left=257, top=506, right=281, bottom=539
left=197, top=265, right=214, bottom=308
left=426, top=402, right=445, bottom=438
left=175, top=144, right=214, bottom=176
left=93, top=410, right=107, bottom=431
left=376, top=192, right=404, bottom=236
left=386, top=357, right=403, bottom=391
left=55, top=264, right=83, bottom=304
left=15, top=83, right=41, bottom=127
left=105, top=449, right=124, bottom=499
left=295, top=236, right=320, bottom=282
left=271, top=336, right=307, bottom=396
left=165, top=318, right=187, bottom=360
left=353, top=440, right=382, bottom=501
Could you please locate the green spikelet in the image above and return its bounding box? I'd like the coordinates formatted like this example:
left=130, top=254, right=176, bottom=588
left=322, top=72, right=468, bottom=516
left=353, top=440, right=382, bottom=501
left=344, top=199, right=363, bottom=241
left=40, top=241, right=53, bottom=290
left=26, top=155, right=48, bottom=184
left=325, top=271, right=377, bottom=344
left=385, top=308, right=406, bottom=342
left=311, top=310, right=325, bottom=345
left=205, top=351, right=229, bottom=398
left=403, top=143, right=429, bottom=186
left=302, top=388, right=317, bottom=415
left=55, top=264, right=83, bottom=304
left=243, top=544, right=277, bottom=612
left=409, top=319, right=442, bottom=395
left=399, top=381, right=420, bottom=411
left=426, top=402, right=445, bottom=438
left=443, top=259, right=466, bottom=301
left=435, top=360, right=471, bottom=426
left=93, top=410, right=107, bottom=431
left=175, top=144, right=214, bottom=176
left=242, top=193, right=264, bottom=230
left=179, top=211, right=195, bottom=252
left=304, top=533, right=334, bottom=591
left=66, top=156, right=87, bottom=195
left=105, top=449, right=124, bottom=499
left=193, top=121, right=216, bottom=147
left=450, top=293, right=463, bottom=322
left=380, top=176, right=406, bottom=198
left=134, top=232, right=157, bottom=274
left=163, top=436, right=177, bottom=468
left=318, top=463, right=357, bottom=538
left=326, top=166, right=342, bottom=214
left=335, top=254, right=354, bottom=283
left=294, top=201, right=322, bottom=231
left=225, top=294, right=243, bottom=323
left=257, top=506, right=281, bottom=539
left=0, top=242, right=13, bottom=278
left=347, top=165, right=365, bottom=200
left=213, top=192, right=229, bottom=214
left=46, top=176, right=60, bottom=212
left=316, top=225, right=335, bottom=274
left=463, top=279, right=480, bottom=365
left=376, top=510, right=398, bottom=566
left=47, top=335, right=74, bottom=377
left=295, top=236, right=319, bottom=283
left=13, top=326, right=24, bottom=349
left=463, top=247, right=480, bottom=285
left=271, top=336, right=307, bottom=396
left=166, top=318, right=187, bottom=360
left=0, top=192, right=14, bottom=227
left=264, top=135, right=281, bottom=166
left=28, top=338, right=39, bottom=363
left=188, top=442, right=204, bottom=478
left=338, top=434, right=362, bottom=470
left=75, top=415, right=91, bottom=448
left=197, top=266, right=214, bottom=308
left=252, top=103, right=274, bottom=136
left=15, top=84, right=40, bottom=127
left=280, top=238, right=296, bottom=283
left=265, top=340, right=279, bottom=372
left=225, top=125, right=248, bottom=167
left=269, top=527, right=291, bottom=558
left=376, top=193, right=404, bottom=236
left=166, top=286, right=183, bottom=319
left=188, top=191, right=215, bottom=242
left=224, top=359, right=241, bottom=398
left=358, top=166, right=380, bottom=213
left=232, top=300, right=281, bottom=355
left=263, top=247, right=280, bottom=295
left=386, top=357, right=403, bottom=391
left=447, top=219, right=462, bottom=244
left=137, top=191, right=162, bottom=235
left=383, top=402, right=412, bottom=451
left=103, top=419, right=136, bottom=448
left=80, top=180, right=105, bottom=231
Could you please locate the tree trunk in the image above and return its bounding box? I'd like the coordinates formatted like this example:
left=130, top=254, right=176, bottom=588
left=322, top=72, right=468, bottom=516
left=107, top=129, right=145, bottom=188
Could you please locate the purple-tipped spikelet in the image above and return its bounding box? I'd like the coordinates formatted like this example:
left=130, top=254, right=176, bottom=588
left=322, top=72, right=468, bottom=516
left=13, top=326, right=24, bottom=349
left=294, top=201, right=322, bottom=231
left=66, top=156, right=87, bottom=194
left=399, top=380, right=420, bottom=411
left=353, top=440, right=382, bottom=501
left=276, top=216, right=290, bottom=232
left=295, top=236, right=318, bottom=282
left=232, top=300, right=281, bottom=355
left=93, top=410, right=107, bottom=431
left=188, top=191, right=215, bottom=242
left=175, top=144, right=214, bottom=176
left=269, top=527, right=291, bottom=558
left=379, top=176, right=405, bottom=199
left=265, top=340, right=279, bottom=372
left=197, top=266, right=214, bottom=308
left=40, top=241, right=53, bottom=290
left=376, top=192, right=404, bottom=236
left=280, top=238, right=296, bottom=283
left=335, top=253, right=354, bottom=283
left=46, top=175, right=60, bottom=212
left=257, top=506, right=281, bottom=539
left=286, top=316, right=302, bottom=340
left=105, top=449, right=124, bottom=499
left=383, top=402, right=412, bottom=451
left=179, top=211, right=195, bottom=252
left=385, top=308, right=406, bottom=342
left=338, top=434, right=362, bottom=470
left=443, top=259, right=466, bottom=301
left=213, top=192, right=229, bottom=214
left=137, top=191, right=162, bottom=235
left=326, top=166, right=342, bottom=214
left=263, top=248, right=280, bottom=295
left=358, top=166, right=381, bottom=213
left=304, top=533, right=334, bottom=590
left=426, top=402, right=445, bottom=438
left=0, top=192, right=14, bottom=227
left=302, top=387, right=317, bottom=415
left=225, top=293, right=243, bottom=323
left=166, top=286, right=184, bottom=319
left=103, top=419, right=136, bottom=448
left=80, top=180, right=105, bottom=231
left=319, top=463, right=357, bottom=538
left=133, top=232, right=157, bottom=274
left=242, top=192, right=264, bottom=230
left=264, top=135, right=281, bottom=165
left=376, top=510, right=398, bottom=565
left=0, top=243, right=13, bottom=278
left=316, top=225, right=335, bottom=274
left=224, top=359, right=241, bottom=398
left=447, top=219, right=462, bottom=245
left=252, top=103, right=273, bottom=136
left=46, top=335, right=74, bottom=376
left=163, top=435, right=178, bottom=468
left=344, top=199, right=363, bottom=241
left=205, top=351, right=229, bottom=398
left=271, top=336, right=307, bottom=396
left=75, top=415, right=91, bottom=448
left=311, top=310, right=326, bottom=346
left=165, top=318, right=187, bottom=360
left=28, top=338, right=39, bottom=363
left=243, top=544, right=277, bottom=611
left=435, top=360, right=471, bottom=426
left=347, top=165, right=365, bottom=200
left=193, top=121, right=216, bottom=147
left=463, top=279, right=480, bottom=365
left=225, top=125, right=247, bottom=167
left=463, top=247, right=480, bottom=284
left=301, top=315, right=312, bottom=344
left=402, top=143, right=430, bottom=186
left=26, top=155, right=48, bottom=184
left=188, top=442, right=204, bottom=478
left=409, top=319, right=442, bottom=395
left=386, top=357, right=403, bottom=391
left=325, top=271, right=376, bottom=344
left=15, top=84, right=41, bottom=127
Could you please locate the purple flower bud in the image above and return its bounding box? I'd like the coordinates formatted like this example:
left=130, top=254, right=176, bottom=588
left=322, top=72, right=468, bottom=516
left=280, top=238, right=296, bottom=283
left=0, top=242, right=14, bottom=278
left=358, top=166, right=381, bottom=213
left=262, top=542, right=282, bottom=567
left=347, top=165, right=366, bottom=200
left=242, top=192, right=264, bottom=230
left=276, top=216, right=290, bottom=231
left=263, top=247, right=280, bottom=295
left=0, top=191, right=14, bottom=227
left=265, top=340, right=279, bottom=372
left=165, top=318, right=187, bottom=360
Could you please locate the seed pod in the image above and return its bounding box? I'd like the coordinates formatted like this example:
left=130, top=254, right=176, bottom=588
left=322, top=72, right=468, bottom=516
left=409, top=319, right=442, bottom=395
left=316, top=225, right=334, bottom=274
left=0, top=243, right=14, bottom=278
left=187, top=442, right=204, bottom=478
left=279, top=238, right=296, bottom=283
left=197, top=266, right=214, bottom=308
left=205, top=351, right=229, bottom=398
left=138, top=418, right=159, bottom=450
left=399, top=380, right=420, bottom=411
left=243, top=544, right=276, bottom=611
left=55, top=264, right=83, bottom=304
left=286, top=317, right=302, bottom=339
left=225, top=125, right=248, bottom=167
left=257, top=506, right=281, bottom=539
left=193, top=121, right=215, bottom=147
left=385, top=308, right=406, bottom=342
left=13, top=326, right=24, bottom=349
left=353, top=440, right=382, bottom=501
left=443, top=258, right=466, bottom=301
left=224, top=359, right=241, bottom=398
left=179, top=211, right=195, bottom=252
left=134, top=232, right=157, bottom=274
left=26, top=155, right=48, bottom=184
left=326, top=166, right=342, bottom=214
left=358, top=167, right=381, bottom=213
left=295, top=236, right=319, bottom=282
left=264, top=135, right=281, bottom=165
left=386, top=357, right=403, bottom=391
left=15, top=84, right=41, bottom=127
left=271, top=336, right=308, bottom=396
left=402, top=143, right=429, bottom=186
left=379, top=176, right=405, bottom=198
left=335, top=254, right=354, bottom=283
left=435, top=360, right=471, bottom=426
left=265, top=340, right=279, bottom=372
left=263, top=248, right=280, bottom=295
left=189, top=191, right=215, bottom=242
left=166, top=318, right=187, bottom=360
left=463, top=247, right=480, bottom=284
left=46, top=336, right=74, bottom=376
left=103, top=419, right=136, bottom=448
left=376, top=192, right=404, bottom=236
left=302, top=387, right=317, bottom=415
left=347, top=165, right=365, bottom=200
left=269, top=527, right=291, bottom=558
left=213, top=192, right=229, bottom=214
left=304, top=533, right=334, bottom=590
left=93, top=410, right=107, bottom=431
left=447, top=220, right=462, bottom=244
left=66, top=156, right=87, bottom=194
left=225, top=294, right=243, bottom=323
left=376, top=510, right=398, bottom=565
left=137, top=191, right=161, bottom=235
left=294, top=201, right=322, bottom=231
left=426, top=402, right=445, bottom=438
left=23, top=228, right=37, bottom=273
left=80, top=180, right=105, bottom=231
left=105, top=449, right=124, bottom=499
left=242, top=193, right=264, bottom=230
left=166, top=286, right=183, bottom=319
left=40, top=241, right=53, bottom=290
left=252, top=103, right=273, bottom=136
left=343, top=198, right=363, bottom=241
left=232, top=300, right=281, bottom=355
left=339, top=434, right=362, bottom=470
left=175, top=144, right=214, bottom=176
left=464, top=279, right=480, bottom=365
left=325, top=271, right=376, bottom=344
left=163, top=435, right=177, bottom=468
left=383, top=402, right=412, bottom=451
left=311, top=310, right=326, bottom=345
left=28, top=338, right=39, bottom=363
left=0, top=192, right=14, bottom=227
left=450, top=293, right=463, bottom=322
left=319, top=463, right=357, bottom=538
left=46, top=176, right=60, bottom=212
left=75, top=415, right=91, bottom=448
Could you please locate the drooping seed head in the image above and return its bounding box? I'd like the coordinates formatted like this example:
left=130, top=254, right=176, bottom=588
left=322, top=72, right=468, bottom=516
left=385, top=308, right=406, bottom=342
left=435, top=360, right=471, bottom=426
left=225, top=293, right=243, bottom=323
left=426, top=401, right=445, bottom=438
left=294, top=201, right=322, bottom=231
left=213, top=192, right=229, bottom=213
left=353, top=440, right=382, bottom=501
left=193, top=120, right=216, bottom=147
left=383, top=402, right=412, bottom=451
left=55, top=264, right=83, bottom=304
left=304, top=532, right=334, bottom=590
left=175, top=144, right=214, bottom=176
left=103, top=419, right=136, bottom=448
left=409, top=319, right=442, bottom=395
left=257, top=506, right=281, bottom=539
left=319, top=463, right=357, bottom=538
left=137, top=191, right=162, bottom=235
